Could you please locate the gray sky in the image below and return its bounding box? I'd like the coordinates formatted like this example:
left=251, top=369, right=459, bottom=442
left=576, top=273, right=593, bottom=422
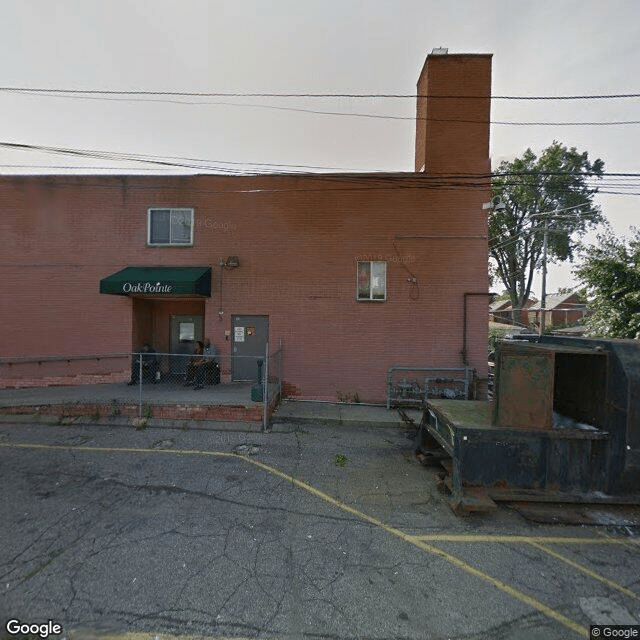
left=1, top=0, right=639, bottom=293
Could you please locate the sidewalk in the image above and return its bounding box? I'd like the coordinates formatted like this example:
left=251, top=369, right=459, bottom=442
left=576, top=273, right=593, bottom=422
left=0, top=382, right=419, bottom=430
left=0, top=381, right=268, bottom=427
left=272, top=399, right=421, bottom=429
left=0, top=380, right=261, bottom=407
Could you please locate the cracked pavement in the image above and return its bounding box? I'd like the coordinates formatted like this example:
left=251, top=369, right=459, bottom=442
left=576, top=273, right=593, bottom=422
left=0, top=420, right=639, bottom=639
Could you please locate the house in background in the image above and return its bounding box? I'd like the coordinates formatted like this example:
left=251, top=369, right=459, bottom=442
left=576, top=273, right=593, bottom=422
left=527, top=291, right=591, bottom=329
left=489, top=298, right=512, bottom=324
left=0, top=50, right=493, bottom=402
left=489, top=297, right=536, bottom=326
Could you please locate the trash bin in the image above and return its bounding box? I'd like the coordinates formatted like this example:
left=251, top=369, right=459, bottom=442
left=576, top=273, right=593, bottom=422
left=251, top=360, right=264, bottom=402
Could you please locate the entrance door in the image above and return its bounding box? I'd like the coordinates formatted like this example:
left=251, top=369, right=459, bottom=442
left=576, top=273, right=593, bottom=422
left=232, top=315, right=269, bottom=381
left=169, top=315, right=203, bottom=378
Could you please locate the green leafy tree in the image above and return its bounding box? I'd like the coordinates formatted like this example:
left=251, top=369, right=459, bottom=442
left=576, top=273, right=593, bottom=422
left=556, top=286, right=587, bottom=300
left=575, top=229, right=640, bottom=339
left=490, top=141, right=604, bottom=322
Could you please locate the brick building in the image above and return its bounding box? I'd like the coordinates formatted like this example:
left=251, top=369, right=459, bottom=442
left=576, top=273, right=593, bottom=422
left=0, top=51, right=492, bottom=402
left=527, top=292, right=591, bottom=329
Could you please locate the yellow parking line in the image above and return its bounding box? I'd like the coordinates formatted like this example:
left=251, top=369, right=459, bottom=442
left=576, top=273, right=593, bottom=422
left=411, top=534, right=640, bottom=545
left=0, top=442, right=238, bottom=458
left=1, top=442, right=590, bottom=638
left=68, top=633, right=274, bottom=640
left=241, top=455, right=590, bottom=638
left=410, top=533, right=639, bottom=601
left=528, top=541, right=639, bottom=600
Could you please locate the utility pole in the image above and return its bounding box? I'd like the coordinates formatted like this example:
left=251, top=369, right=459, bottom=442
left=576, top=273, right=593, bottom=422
left=491, top=203, right=585, bottom=337
left=539, top=217, right=548, bottom=337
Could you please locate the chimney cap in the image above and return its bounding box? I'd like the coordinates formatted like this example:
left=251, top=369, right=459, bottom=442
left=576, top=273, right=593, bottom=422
left=431, top=47, right=449, bottom=55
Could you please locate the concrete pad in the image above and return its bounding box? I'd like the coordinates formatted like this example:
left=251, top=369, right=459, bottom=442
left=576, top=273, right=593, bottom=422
left=0, top=383, right=421, bottom=431
left=0, top=381, right=263, bottom=408
left=274, top=400, right=410, bottom=428
left=273, top=400, right=341, bottom=423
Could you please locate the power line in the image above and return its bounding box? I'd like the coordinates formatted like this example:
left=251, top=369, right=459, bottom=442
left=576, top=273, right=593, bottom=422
left=0, top=163, right=188, bottom=171
left=491, top=205, right=598, bottom=252
left=491, top=120, right=640, bottom=126
left=0, top=141, right=363, bottom=174
left=2, top=90, right=639, bottom=126
left=3, top=140, right=640, bottom=176
left=1, top=87, right=639, bottom=100
left=490, top=225, right=596, bottom=253
left=3, top=171, right=639, bottom=202
left=3, top=140, right=640, bottom=199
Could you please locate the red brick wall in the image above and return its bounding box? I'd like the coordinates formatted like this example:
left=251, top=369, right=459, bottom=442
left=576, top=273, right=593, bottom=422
left=0, top=54, right=492, bottom=402
left=0, top=173, right=489, bottom=400
left=0, top=357, right=130, bottom=388
left=1, top=401, right=268, bottom=423
left=415, top=53, right=492, bottom=175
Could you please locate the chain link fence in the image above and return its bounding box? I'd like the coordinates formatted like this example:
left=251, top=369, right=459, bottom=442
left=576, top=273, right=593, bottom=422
left=0, top=342, right=283, bottom=430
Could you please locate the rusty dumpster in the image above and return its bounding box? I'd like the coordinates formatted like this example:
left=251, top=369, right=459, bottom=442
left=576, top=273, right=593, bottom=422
left=420, top=336, right=640, bottom=504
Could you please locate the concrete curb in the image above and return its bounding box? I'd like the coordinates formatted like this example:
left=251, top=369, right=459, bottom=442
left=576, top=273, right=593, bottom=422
left=272, top=401, right=421, bottom=429
left=274, top=414, right=407, bottom=429
left=0, top=397, right=420, bottom=432
left=0, top=412, right=301, bottom=433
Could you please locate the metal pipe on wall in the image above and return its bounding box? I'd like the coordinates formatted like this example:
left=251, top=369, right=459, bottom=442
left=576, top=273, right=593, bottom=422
left=462, top=292, right=495, bottom=366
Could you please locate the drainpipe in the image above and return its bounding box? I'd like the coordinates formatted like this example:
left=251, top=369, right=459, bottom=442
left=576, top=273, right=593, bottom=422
left=462, top=292, right=495, bottom=366
left=218, top=261, right=225, bottom=320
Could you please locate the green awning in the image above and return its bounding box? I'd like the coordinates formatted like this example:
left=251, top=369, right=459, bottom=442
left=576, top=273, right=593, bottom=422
left=100, top=266, right=212, bottom=297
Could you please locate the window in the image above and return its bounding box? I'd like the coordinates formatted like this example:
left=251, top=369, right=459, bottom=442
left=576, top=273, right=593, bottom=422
left=148, top=208, right=194, bottom=246
left=357, top=261, right=386, bottom=301
left=179, top=322, right=195, bottom=341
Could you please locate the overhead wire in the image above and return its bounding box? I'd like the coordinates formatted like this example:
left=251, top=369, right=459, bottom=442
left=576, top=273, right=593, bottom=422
left=1, top=87, right=639, bottom=126
left=490, top=207, right=600, bottom=250
left=490, top=226, right=592, bottom=253
left=3, top=139, right=640, bottom=179
left=1, top=86, right=638, bottom=173
left=0, top=163, right=187, bottom=171
left=1, top=87, right=639, bottom=99
left=4, top=174, right=636, bottom=202
left=0, top=96, right=637, bottom=127
left=0, top=141, right=365, bottom=174
left=1, top=143, right=640, bottom=201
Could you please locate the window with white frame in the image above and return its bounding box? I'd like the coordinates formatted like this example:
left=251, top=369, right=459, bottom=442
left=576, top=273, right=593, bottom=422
left=357, top=261, right=386, bottom=301
left=148, top=208, right=194, bottom=246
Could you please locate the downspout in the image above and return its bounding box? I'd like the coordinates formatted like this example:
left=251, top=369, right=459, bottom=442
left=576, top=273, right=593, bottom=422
left=218, top=261, right=225, bottom=320
left=462, top=292, right=495, bottom=366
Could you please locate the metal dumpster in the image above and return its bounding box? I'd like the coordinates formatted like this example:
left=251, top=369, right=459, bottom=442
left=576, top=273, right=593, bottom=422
left=420, top=336, right=640, bottom=504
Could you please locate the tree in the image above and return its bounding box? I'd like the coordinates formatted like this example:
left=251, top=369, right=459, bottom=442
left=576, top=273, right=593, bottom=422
left=575, top=229, right=640, bottom=339
left=490, top=141, right=604, bottom=323
left=556, top=286, right=586, bottom=299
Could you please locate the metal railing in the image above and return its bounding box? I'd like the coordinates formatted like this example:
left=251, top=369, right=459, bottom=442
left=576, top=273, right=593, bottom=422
left=0, top=353, right=131, bottom=388
left=386, top=366, right=475, bottom=409
left=0, top=341, right=284, bottom=430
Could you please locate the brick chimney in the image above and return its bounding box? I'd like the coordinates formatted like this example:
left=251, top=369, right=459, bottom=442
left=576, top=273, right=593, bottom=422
left=415, top=51, right=492, bottom=175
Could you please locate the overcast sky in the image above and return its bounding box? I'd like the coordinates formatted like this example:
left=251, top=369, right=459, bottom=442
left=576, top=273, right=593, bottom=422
left=1, top=0, right=639, bottom=293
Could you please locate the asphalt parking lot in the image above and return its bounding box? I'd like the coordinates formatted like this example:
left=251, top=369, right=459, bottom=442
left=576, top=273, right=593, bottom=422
left=1, top=419, right=639, bottom=640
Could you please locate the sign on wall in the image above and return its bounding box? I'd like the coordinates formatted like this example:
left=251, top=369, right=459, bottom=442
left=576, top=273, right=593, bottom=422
left=122, top=281, right=173, bottom=294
